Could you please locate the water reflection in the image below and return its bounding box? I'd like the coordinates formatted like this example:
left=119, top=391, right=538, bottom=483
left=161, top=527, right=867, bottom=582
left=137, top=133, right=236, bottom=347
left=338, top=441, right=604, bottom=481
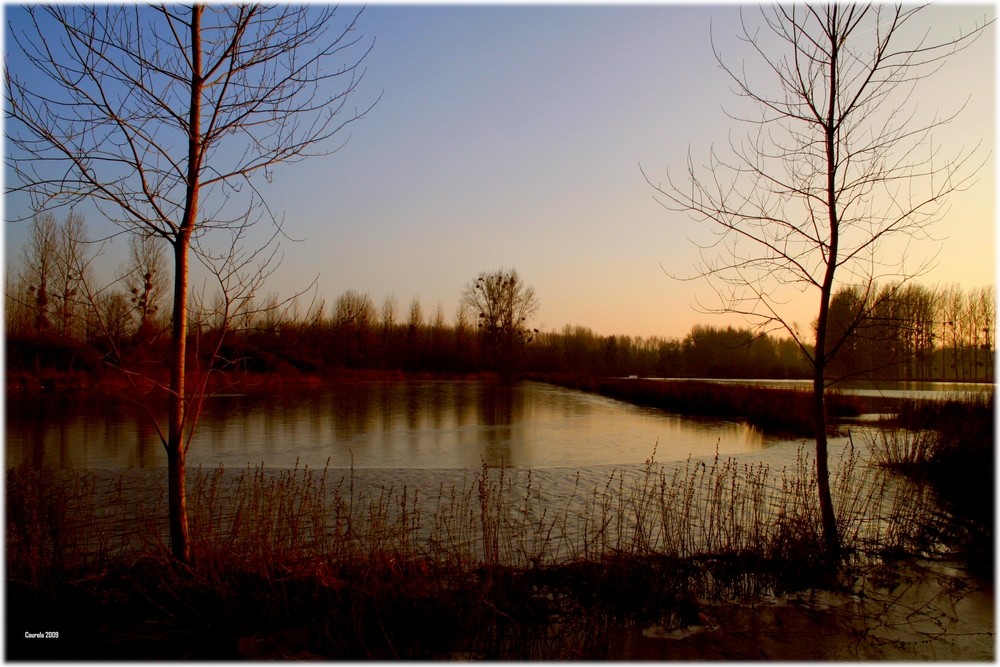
left=6, top=394, right=164, bottom=468
left=477, top=381, right=517, bottom=467
left=7, top=380, right=773, bottom=470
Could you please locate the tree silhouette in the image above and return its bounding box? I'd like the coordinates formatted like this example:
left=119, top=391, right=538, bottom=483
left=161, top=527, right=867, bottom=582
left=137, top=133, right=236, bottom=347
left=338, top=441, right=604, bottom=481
left=121, top=234, right=168, bottom=344
left=644, top=4, right=989, bottom=558
left=462, top=268, right=539, bottom=374
left=18, top=214, right=58, bottom=336
left=6, top=5, right=376, bottom=563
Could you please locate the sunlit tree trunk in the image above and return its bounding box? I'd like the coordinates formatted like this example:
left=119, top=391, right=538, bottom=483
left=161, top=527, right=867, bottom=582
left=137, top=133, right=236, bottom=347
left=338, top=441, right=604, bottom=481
left=162, top=5, right=203, bottom=564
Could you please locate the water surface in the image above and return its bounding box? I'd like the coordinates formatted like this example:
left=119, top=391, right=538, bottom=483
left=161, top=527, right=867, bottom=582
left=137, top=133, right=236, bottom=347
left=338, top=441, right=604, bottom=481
left=7, top=380, right=775, bottom=470
left=655, top=378, right=993, bottom=400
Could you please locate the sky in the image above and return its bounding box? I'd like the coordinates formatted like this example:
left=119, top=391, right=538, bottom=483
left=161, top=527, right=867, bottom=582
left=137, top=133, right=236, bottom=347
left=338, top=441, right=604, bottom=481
left=4, top=3, right=996, bottom=340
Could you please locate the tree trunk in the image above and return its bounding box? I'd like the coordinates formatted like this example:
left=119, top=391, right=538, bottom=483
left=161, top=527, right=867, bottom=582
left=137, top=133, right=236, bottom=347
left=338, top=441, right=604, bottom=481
left=167, top=231, right=192, bottom=563
left=814, top=8, right=841, bottom=561
left=166, top=428, right=190, bottom=563
left=812, top=362, right=839, bottom=560
left=813, top=254, right=839, bottom=559
left=165, top=4, right=203, bottom=565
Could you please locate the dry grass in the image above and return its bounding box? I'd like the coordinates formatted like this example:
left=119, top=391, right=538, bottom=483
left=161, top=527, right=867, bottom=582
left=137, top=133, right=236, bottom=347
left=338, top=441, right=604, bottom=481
left=864, top=427, right=937, bottom=467
left=7, top=444, right=942, bottom=659
left=862, top=391, right=994, bottom=578
left=536, top=375, right=864, bottom=436
left=865, top=392, right=994, bottom=470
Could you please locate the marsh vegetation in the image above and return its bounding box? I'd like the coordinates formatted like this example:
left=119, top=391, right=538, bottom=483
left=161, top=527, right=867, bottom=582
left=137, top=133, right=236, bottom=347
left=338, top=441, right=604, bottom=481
left=8, top=387, right=991, bottom=659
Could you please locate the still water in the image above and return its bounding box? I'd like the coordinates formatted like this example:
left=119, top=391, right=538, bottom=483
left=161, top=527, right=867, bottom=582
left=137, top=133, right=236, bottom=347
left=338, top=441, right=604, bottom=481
left=660, top=378, right=993, bottom=400
left=7, top=380, right=781, bottom=470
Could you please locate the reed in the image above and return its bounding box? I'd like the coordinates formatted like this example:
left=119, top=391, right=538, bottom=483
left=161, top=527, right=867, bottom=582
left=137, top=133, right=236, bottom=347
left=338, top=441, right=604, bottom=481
left=6, top=443, right=939, bottom=659
left=865, top=427, right=937, bottom=468
left=863, top=391, right=994, bottom=576
left=863, top=392, right=993, bottom=514
left=536, top=375, right=863, bottom=436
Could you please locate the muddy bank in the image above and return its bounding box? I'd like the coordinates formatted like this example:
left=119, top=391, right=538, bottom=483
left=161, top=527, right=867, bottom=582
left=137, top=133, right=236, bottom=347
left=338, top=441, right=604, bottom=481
left=6, top=562, right=996, bottom=662
left=609, top=557, right=994, bottom=660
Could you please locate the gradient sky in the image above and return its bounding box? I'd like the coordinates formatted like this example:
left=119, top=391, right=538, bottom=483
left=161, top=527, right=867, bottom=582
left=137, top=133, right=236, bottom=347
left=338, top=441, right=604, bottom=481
left=4, top=4, right=996, bottom=340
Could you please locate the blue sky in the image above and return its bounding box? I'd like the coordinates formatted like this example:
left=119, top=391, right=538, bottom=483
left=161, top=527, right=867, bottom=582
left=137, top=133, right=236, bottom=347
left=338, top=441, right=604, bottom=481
left=5, top=4, right=996, bottom=339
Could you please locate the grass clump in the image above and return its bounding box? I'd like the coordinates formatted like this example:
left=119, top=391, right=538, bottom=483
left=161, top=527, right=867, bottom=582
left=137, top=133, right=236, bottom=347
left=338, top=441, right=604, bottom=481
left=863, top=391, right=994, bottom=577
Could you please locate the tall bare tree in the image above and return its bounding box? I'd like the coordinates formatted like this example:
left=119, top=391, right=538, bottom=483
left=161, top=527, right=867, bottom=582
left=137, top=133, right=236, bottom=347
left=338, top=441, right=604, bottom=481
left=17, top=213, right=58, bottom=335
left=332, top=289, right=376, bottom=367
left=51, top=211, right=93, bottom=340
left=121, top=234, right=169, bottom=342
left=644, top=5, right=989, bottom=557
left=973, top=285, right=996, bottom=382
left=461, top=268, right=539, bottom=374
left=6, top=5, right=376, bottom=562
left=5, top=267, right=31, bottom=337
left=381, top=294, right=398, bottom=333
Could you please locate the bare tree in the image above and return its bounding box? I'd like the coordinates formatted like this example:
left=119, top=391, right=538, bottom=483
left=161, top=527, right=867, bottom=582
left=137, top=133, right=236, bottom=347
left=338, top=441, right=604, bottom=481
left=5, top=267, right=33, bottom=338
left=963, top=285, right=996, bottom=381
left=13, top=211, right=97, bottom=342
left=6, top=5, right=376, bottom=563
left=408, top=297, right=425, bottom=331
left=405, top=297, right=426, bottom=369
left=333, top=289, right=377, bottom=328
left=939, top=284, right=965, bottom=380
left=51, top=212, right=93, bottom=340
left=94, top=291, right=134, bottom=359
left=378, top=294, right=399, bottom=369
left=380, top=294, right=398, bottom=333
left=461, top=268, right=539, bottom=374
left=121, top=234, right=169, bottom=342
left=644, top=5, right=989, bottom=558
left=430, top=301, right=447, bottom=332
left=332, top=289, right=376, bottom=367
left=18, top=213, right=58, bottom=335
left=454, top=301, right=471, bottom=335
left=453, top=301, right=473, bottom=371
left=974, top=285, right=996, bottom=382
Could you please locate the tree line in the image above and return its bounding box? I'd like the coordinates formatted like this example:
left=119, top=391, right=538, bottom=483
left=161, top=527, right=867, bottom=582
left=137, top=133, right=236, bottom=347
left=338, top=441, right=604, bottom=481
left=826, top=282, right=995, bottom=382
left=8, top=214, right=993, bottom=384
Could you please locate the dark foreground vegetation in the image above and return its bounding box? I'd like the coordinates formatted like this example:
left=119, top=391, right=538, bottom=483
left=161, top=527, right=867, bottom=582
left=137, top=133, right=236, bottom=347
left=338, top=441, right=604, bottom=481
left=8, top=388, right=993, bottom=660
left=865, top=392, right=995, bottom=578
